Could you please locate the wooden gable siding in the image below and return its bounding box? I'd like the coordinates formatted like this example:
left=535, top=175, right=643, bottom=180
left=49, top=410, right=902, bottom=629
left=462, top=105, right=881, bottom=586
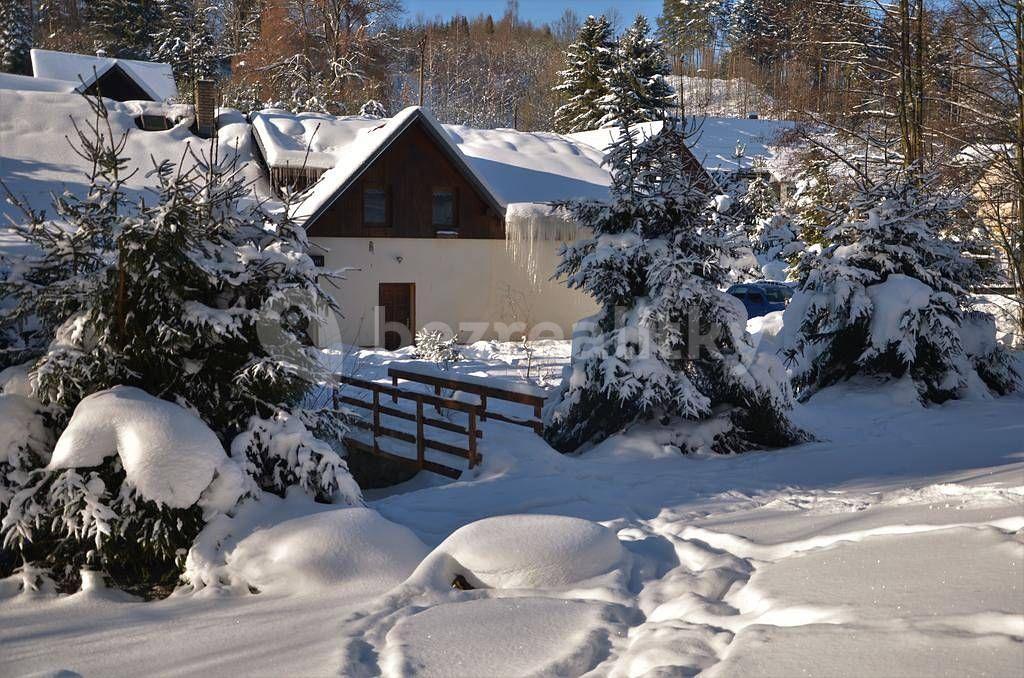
left=306, top=120, right=505, bottom=239
left=83, top=65, right=154, bottom=102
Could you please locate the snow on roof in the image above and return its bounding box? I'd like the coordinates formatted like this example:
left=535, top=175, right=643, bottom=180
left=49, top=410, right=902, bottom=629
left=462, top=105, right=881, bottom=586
left=566, top=116, right=797, bottom=178
left=293, top=107, right=507, bottom=223
left=0, top=72, right=76, bottom=94
left=30, top=48, right=178, bottom=101
left=448, top=125, right=610, bottom=204
left=252, top=110, right=382, bottom=170
left=0, top=90, right=267, bottom=227
left=254, top=107, right=612, bottom=220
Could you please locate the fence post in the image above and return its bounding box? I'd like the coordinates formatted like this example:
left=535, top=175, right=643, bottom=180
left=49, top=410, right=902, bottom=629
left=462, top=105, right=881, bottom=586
left=416, top=396, right=425, bottom=469
left=479, top=393, right=487, bottom=421
left=533, top=402, right=543, bottom=435
left=468, top=408, right=478, bottom=468
left=391, top=375, right=399, bottom=404
left=372, top=388, right=381, bottom=455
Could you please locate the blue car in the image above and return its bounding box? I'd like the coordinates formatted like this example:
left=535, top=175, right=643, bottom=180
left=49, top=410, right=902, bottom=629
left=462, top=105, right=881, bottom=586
left=727, top=282, right=794, bottom=319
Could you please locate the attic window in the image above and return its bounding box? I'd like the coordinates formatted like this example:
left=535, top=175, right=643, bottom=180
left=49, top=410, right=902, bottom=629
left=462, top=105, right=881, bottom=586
left=432, top=188, right=456, bottom=228
left=363, top=187, right=388, bottom=225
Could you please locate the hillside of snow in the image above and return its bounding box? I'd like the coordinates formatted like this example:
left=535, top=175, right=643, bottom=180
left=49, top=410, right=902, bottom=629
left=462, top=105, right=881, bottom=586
left=1, top=340, right=1021, bottom=677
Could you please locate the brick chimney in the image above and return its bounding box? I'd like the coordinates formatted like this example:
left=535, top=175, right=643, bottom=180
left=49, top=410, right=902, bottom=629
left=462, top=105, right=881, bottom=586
left=195, top=79, right=217, bottom=139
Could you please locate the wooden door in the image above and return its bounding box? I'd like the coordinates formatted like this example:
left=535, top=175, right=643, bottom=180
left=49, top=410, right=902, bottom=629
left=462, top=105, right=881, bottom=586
left=379, top=283, right=415, bottom=350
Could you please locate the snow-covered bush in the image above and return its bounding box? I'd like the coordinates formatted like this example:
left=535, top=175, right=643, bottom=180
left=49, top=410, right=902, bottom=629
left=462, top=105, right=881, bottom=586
left=2, top=387, right=242, bottom=593
left=414, top=329, right=462, bottom=366
left=405, top=514, right=627, bottom=591
left=359, top=99, right=388, bottom=119
left=544, top=118, right=806, bottom=454
left=0, top=93, right=361, bottom=592
left=783, top=166, right=1020, bottom=402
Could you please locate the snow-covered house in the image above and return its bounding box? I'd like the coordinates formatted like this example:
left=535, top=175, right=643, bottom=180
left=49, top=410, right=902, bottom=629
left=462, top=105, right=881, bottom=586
left=254, top=106, right=615, bottom=348
left=29, top=48, right=178, bottom=102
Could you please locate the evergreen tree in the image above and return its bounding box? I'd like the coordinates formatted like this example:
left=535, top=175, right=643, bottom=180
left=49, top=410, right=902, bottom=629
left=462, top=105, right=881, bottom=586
left=152, top=0, right=218, bottom=100
left=84, top=0, right=163, bottom=59
left=597, top=15, right=675, bottom=128
left=786, top=158, right=834, bottom=263
left=0, top=0, right=32, bottom=75
left=658, top=0, right=723, bottom=67
left=552, top=15, right=615, bottom=134
left=544, top=117, right=805, bottom=454
left=0, top=93, right=360, bottom=592
left=784, top=165, right=1020, bottom=402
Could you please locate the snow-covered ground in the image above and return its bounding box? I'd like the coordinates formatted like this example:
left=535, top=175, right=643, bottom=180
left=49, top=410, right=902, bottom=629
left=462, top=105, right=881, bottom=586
left=1, top=340, right=1022, bottom=677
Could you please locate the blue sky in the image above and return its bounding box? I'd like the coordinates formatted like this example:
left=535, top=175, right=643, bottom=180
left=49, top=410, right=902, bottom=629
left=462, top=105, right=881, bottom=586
left=402, top=0, right=663, bottom=28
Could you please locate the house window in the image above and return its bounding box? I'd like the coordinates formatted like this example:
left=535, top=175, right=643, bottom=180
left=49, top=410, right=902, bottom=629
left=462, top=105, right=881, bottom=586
left=432, top=188, right=456, bottom=228
left=363, top=186, right=387, bottom=225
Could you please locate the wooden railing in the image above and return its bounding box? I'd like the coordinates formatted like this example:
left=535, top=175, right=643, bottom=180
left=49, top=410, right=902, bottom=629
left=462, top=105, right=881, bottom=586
left=387, top=366, right=547, bottom=434
left=334, top=375, right=481, bottom=479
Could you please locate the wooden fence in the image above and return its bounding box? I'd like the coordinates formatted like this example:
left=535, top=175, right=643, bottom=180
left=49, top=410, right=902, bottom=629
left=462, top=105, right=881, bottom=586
left=387, top=366, right=547, bottom=434
left=334, top=375, right=481, bottom=479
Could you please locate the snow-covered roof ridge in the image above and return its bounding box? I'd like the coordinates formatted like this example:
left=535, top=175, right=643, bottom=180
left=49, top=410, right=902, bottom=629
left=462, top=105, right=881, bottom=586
left=256, top=108, right=612, bottom=221
left=30, top=48, right=178, bottom=101
left=294, top=106, right=507, bottom=224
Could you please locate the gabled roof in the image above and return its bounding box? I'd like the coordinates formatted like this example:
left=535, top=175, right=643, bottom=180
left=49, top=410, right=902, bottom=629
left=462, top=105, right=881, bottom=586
left=293, top=107, right=507, bottom=224
left=253, top=108, right=613, bottom=219
left=30, top=49, right=178, bottom=101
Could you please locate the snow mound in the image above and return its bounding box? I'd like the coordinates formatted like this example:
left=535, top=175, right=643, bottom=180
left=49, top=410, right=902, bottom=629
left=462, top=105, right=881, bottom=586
left=0, top=394, right=51, bottom=466
left=406, top=514, right=628, bottom=590
left=381, top=597, right=619, bottom=678
left=47, top=386, right=242, bottom=510
left=227, top=507, right=428, bottom=594
left=0, top=362, right=35, bottom=397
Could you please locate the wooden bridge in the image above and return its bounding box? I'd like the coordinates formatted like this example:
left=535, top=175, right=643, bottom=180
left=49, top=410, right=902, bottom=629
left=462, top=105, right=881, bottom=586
left=334, top=366, right=548, bottom=479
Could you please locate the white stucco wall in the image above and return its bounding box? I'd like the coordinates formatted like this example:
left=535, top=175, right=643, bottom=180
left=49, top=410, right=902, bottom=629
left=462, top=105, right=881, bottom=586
left=311, top=237, right=600, bottom=347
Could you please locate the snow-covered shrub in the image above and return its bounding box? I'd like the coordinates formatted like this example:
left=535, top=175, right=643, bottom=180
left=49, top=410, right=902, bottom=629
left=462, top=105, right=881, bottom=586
left=232, top=411, right=361, bottom=504
left=783, top=166, right=1019, bottom=402
left=359, top=99, right=388, bottom=119
left=0, top=93, right=361, bottom=591
left=2, top=387, right=241, bottom=593
left=544, top=118, right=806, bottom=454
left=414, top=329, right=462, bottom=365
left=405, top=514, right=627, bottom=591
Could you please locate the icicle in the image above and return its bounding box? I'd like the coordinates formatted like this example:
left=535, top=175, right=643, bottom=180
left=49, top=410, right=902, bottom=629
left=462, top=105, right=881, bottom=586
left=504, top=203, right=580, bottom=287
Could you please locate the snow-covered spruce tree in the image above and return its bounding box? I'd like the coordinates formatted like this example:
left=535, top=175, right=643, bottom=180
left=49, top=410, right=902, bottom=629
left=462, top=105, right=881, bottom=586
left=544, top=116, right=805, bottom=454
left=152, top=0, right=218, bottom=100
left=596, top=15, right=675, bottom=129
left=788, top=158, right=834, bottom=257
left=0, top=0, right=32, bottom=75
left=552, top=15, right=615, bottom=134
left=738, top=174, right=779, bottom=237
left=0, top=94, right=360, bottom=592
left=414, top=329, right=462, bottom=367
left=784, top=165, right=1021, bottom=402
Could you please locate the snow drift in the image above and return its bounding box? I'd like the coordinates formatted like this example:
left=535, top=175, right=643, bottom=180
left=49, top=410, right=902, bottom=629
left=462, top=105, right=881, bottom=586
left=405, top=514, right=629, bottom=591
left=227, top=507, right=428, bottom=594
